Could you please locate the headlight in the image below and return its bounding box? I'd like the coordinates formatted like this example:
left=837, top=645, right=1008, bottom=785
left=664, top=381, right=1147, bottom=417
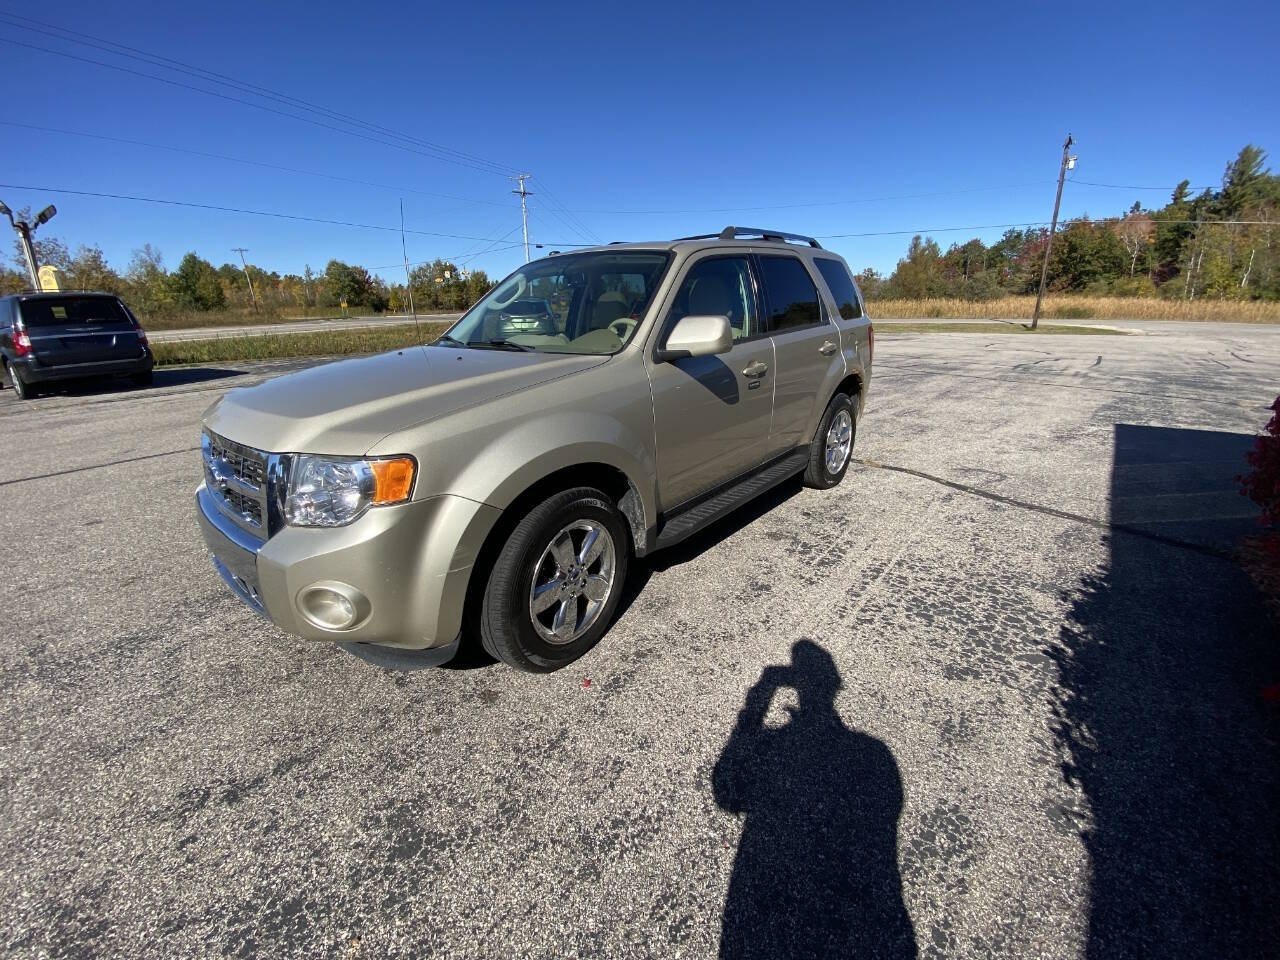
left=284, top=455, right=416, bottom=527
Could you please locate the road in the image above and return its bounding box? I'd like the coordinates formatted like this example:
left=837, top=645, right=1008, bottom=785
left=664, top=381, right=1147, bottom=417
left=148, top=312, right=461, bottom=343
left=2, top=324, right=1278, bottom=958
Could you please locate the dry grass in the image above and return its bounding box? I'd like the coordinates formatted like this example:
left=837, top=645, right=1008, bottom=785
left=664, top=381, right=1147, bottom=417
left=866, top=296, right=1280, bottom=324
left=153, top=323, right=449, bottom=366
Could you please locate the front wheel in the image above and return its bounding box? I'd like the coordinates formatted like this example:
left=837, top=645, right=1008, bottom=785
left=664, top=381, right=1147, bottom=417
left=479, top=487, right=630, bottom=672
left=803, top=393, right=857, bottom=489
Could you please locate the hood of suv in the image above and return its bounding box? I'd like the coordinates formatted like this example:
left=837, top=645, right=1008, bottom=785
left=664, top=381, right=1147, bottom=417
left=203, top=345, right=609, bottom=454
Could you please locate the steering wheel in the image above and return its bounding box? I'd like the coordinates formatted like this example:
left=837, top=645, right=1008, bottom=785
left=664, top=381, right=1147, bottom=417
left=609, top=317, right=638, bottom=340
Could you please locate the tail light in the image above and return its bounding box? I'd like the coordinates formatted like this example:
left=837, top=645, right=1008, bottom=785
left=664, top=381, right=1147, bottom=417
left=13, top=329, right=32, bottom=357
left=136, top=328, right=149, bottom=349
left=867, top=324, right=874, bottom=364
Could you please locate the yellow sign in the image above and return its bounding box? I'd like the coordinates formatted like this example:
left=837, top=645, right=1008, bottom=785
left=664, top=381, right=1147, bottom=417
left=38, top=264, right=63, bottom=292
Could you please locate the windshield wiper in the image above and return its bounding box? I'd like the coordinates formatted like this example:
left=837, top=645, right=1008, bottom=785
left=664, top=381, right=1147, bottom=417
left=471, top=338, right=533, bottom=352
left=435, top=334, right=467, bottom=348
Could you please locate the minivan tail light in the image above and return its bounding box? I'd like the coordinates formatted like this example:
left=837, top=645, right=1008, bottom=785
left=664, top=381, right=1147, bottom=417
left=136, top=328, right=149, bottom=348
left=13, top=330, right=32, bottom=356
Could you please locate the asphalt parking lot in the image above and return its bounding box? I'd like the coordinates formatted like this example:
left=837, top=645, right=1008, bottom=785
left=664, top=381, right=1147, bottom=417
left=3, top=324, right=1278, bottom=959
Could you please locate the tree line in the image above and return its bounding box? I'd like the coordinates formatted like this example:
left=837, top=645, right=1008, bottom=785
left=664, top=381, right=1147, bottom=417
left=857, top=145, right=1277, bottom=302
left=0, top=216, right=493, bottom=317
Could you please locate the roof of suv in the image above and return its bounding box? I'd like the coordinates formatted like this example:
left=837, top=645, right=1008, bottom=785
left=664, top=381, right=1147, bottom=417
left=554, top=226, right=845, bottom=259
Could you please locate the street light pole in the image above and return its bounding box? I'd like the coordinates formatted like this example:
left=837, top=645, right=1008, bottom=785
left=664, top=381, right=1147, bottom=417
left=0, top=200, right=57, bottom=289
left=1031, top=135, right=1075, bottom=330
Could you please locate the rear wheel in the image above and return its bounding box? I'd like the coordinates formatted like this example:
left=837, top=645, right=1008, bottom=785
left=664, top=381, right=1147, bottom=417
left=5, top=361, right=35, bottom=401
left=803, top=392, right=857, bottom=489
left=479, top=487, right=630, bottom=672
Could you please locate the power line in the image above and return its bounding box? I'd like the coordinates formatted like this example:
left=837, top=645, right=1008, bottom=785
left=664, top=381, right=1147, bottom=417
left=0, top=181, right=594, bottom=246
left=817, top=218, right=1275, bottom=239
left=0, top=35, right=516, bottom=178
left=0, top=12, right=516, bottom=177
left=0, top=121, right=512, bottom=208
left=1068, top=178, right=1211, bottom=191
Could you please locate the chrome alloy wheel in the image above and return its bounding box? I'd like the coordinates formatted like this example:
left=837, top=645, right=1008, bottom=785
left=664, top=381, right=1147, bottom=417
left=825, top=409, right=853, bottom=475
left=528, top=520, right=617, bottom=645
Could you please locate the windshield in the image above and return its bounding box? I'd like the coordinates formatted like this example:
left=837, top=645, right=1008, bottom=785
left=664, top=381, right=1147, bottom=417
left=442, top=251, right=671, bottom=355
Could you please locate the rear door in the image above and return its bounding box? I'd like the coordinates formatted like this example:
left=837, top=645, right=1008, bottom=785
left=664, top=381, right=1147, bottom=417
left=813, top=257, right=871, bottom=393
left=757, top=254, right=844, bottom=450
left=19, top=296, right=143, bottom=365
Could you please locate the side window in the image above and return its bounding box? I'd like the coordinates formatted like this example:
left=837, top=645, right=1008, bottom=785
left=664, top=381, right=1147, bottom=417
left=814, top=259, right=863, bottom=320
left=758, top=256, right=822, bottom=331
left=665, top=257, right=758, bottom=341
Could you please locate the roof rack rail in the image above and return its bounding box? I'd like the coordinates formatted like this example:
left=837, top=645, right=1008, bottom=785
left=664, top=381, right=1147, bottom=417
left=674, top=226, right=823, bottom=249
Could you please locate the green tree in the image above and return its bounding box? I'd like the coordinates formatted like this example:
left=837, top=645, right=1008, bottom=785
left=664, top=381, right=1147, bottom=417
left=171, top=252, right=225, bottom=310
left=65, top=245, right=124, bottom=293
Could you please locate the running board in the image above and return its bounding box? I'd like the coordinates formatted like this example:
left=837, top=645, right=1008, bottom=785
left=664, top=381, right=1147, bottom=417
left=654, top=450, right=808, bottom=551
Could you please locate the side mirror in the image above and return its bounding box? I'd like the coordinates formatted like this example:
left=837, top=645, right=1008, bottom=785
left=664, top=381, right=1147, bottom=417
left=657, top=314, right=734, bottom=362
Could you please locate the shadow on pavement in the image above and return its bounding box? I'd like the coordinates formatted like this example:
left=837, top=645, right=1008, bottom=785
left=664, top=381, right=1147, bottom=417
left=29, top=366, right=246, bottom=399
left=713, top=640, right=917, bottom=960
left=1050, top=424, right=1280, bottom=958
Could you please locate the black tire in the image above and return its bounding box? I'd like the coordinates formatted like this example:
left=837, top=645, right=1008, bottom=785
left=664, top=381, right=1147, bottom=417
left=5, top=361, right=35, bottom=401
left=479, top=486, right=630, bottom=672
left=130, top=370, right=154, bottom=387
left=803, top=392, right=857, bottom=489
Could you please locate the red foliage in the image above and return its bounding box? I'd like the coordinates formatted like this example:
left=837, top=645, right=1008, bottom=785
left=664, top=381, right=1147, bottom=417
left=1240, top=396, right=1280, bottom=527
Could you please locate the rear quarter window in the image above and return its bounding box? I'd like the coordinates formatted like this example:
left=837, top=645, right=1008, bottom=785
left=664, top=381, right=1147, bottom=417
left=814, top=259, right=863, bottom=320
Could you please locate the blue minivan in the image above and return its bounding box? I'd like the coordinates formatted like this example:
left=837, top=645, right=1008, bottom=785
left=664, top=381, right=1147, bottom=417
left=0, top=291, right=154, bottom=400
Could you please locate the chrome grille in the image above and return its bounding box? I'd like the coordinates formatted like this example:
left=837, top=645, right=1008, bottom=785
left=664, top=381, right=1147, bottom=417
left=202, top=429, right=270, bottom=535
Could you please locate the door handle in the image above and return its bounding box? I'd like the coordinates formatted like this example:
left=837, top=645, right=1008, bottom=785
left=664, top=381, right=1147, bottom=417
left=742, top=360, right=768, bottom=379
left=819, top=340, right=838, bottom=355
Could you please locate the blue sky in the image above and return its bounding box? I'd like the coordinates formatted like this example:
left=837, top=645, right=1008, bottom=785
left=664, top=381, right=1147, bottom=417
left=2, top=0, right=1277, bottom=284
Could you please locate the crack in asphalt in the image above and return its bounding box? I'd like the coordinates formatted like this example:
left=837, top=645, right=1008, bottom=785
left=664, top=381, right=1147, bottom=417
left=854, top=457, right=1236, bottom=561
left=0, top=447, right=199, bottom=487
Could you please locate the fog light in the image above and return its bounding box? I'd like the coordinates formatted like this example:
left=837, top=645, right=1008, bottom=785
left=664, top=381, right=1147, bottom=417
left=297, top=582, right=370, bottom=631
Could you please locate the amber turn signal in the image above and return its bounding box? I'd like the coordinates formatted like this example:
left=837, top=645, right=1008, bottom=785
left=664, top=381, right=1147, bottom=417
left=370, top=457, right=416, bottom=504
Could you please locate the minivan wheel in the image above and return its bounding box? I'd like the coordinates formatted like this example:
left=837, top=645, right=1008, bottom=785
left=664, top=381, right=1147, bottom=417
left=480, top=486, right=630, bottom=672
left=803, top=393, right=857, bottom=489
left=5, top=362, right=34, bottom=401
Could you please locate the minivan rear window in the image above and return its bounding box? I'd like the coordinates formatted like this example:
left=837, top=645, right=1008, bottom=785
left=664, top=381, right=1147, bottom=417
left=18, top=297, right=131, bottom=328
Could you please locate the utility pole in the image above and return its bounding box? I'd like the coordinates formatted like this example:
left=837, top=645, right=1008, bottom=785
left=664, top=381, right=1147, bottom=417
left=1031, top=135, right=1076, bottom=330
left=232, top=247, right=259, bottom=312
left=0, top=200, right=57, bottom=289
left=512, top=174, right=532, bottom=263
left=400, top=198, right=421, bottom=342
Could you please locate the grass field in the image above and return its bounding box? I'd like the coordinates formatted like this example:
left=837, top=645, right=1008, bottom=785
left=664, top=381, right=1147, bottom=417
left=866, top=295, right=1280, bottom=324
left=875, top=322, right=1126, bottom=336
left=152, top=322, right=449, bottom=366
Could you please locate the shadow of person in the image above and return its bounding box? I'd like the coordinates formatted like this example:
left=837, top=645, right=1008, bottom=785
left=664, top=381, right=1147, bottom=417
left=713, top=640, right=917, bottom=959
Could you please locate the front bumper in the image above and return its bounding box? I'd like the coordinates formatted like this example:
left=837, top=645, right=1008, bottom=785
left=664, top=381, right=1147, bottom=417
left=196, top=483, right=501, bottom=651
left=16, top=352, right=153, bottom=383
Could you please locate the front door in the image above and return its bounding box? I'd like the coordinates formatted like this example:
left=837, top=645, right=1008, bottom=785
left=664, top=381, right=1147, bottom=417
left=646, top=254, right=775, bottom=509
